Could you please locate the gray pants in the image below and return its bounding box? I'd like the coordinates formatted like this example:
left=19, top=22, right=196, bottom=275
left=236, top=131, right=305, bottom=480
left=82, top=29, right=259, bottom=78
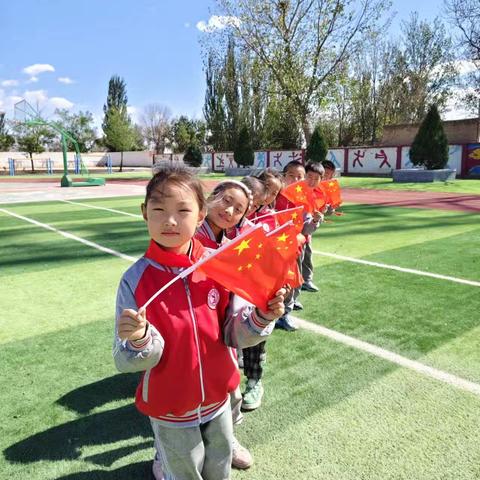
left=285, top=248, right=305, bottom=314
left=150, top=403, right=233, bottom=480
left=302, top=242, right=313, bottom=284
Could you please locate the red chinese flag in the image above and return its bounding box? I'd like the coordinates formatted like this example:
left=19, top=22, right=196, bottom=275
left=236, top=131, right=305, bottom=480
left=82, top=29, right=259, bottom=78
left=320, top=179, right=342, bottom=208
left=197, top=224, right=299, bottom=311
left=266, top=222, right=303, bottom=289
left=254, top=206, right=304, bottom=233
left=312, top=187, right=327, bottom=211
left=280, top=180, right=316, bottom=213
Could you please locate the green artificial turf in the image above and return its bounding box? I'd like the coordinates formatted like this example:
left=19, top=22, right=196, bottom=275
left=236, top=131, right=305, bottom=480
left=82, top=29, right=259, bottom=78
left=339, top=176, right=480, bottom=194
left=1, top=197, right=479, bottom=479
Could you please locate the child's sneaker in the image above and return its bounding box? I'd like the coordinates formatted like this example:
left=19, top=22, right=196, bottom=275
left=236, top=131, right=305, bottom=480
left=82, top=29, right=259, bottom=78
left=275, top=315, right=298, bottom=331
left=293, top=301, right=303, bottom=310
left=301, top=281, right=319, bottom=292
left=152, top=457, right=164, bottom=480
left=242, top=379, right=264, bottom=411
left=232, top=436, right=253, bottom=469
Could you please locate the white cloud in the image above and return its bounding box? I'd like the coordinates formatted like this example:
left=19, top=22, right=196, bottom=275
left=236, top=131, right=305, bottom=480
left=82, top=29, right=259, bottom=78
left=24, top=89, right=48, bottom=106
left=58, top=76, right=74, bottom=84
left=27, top=76, right=39, bottom=83
left=22, top=63, right=55, bottom=76
left=196, top=15, right=240, bottom=33
left=1, top=79, right=19, bottom=87
left=49, top=97, right=74, bottom=109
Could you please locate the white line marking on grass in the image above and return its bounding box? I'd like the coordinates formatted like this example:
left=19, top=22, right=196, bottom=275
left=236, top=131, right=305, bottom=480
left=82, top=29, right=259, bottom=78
left=293, top=317, right=480, bottom=396
left=0, top=208, right=138, bottom=263
left=313, top=250, right=480, bottom=287
left=60, top=199, right=143, bottom=218
left=59, top=199, right=480, bottom=288
left=2, top=207, right=480, bottom=397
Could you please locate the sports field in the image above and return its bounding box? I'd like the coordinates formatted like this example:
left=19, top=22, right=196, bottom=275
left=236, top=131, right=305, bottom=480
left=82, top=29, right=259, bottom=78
left=1, top=188, right=479, bottom=479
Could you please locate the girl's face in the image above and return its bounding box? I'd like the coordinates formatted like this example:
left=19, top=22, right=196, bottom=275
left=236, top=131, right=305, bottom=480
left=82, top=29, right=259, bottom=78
left=264, top=178, right=282, bottom=205
left=141, top=183, right=205, bottom=254
left=284, top=165, right=305, bottom=185
left=208, top=187, right=250, bottom=230
left=248, top=191, right=266, bottom=216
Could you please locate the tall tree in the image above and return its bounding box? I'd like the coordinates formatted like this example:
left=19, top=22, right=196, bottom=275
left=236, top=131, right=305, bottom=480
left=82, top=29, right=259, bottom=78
left=103, top=108, right=136, bottom=172
left=102, top=75, right=130, bottom=151
left=444, top=0, right=480, bottom=115
left=211, top=0, right=385, bottom=142
left=224, top=36, right=240, bottom=149
left=0, top=113, right=15, bottom=151
left=140, top=103, right=171, bottom=153
left=54, top=109, right=97, bottom=152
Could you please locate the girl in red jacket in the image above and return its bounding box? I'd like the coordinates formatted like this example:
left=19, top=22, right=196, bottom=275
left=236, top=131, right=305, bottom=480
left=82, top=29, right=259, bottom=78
left=114, top=166, right=285, bottom=480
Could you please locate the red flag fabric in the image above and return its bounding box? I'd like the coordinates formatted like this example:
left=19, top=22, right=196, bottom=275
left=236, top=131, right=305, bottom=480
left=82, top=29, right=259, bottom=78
left=312, top=186, right=327, bottom=211
left=279, top=180, right=316, bottom=213
left=197, top=223, right=300, bottom=311
left=253, top=206, right=304, bottom=233
left=320, top=179, right=342, bottom=208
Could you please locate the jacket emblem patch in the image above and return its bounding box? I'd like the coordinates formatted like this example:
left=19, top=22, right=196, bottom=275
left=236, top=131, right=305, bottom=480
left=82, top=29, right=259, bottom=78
left=207, top=288, right=220, bottom=309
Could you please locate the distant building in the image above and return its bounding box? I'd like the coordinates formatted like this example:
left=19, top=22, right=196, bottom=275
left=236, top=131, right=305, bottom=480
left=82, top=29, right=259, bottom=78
left=381, top=118, right=480, bottom=146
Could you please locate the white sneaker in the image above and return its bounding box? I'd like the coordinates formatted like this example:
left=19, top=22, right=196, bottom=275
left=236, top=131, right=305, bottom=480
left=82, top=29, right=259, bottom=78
left=152, top=457, right=164, bottom=480
left=232, top=436, right=253, bottom=469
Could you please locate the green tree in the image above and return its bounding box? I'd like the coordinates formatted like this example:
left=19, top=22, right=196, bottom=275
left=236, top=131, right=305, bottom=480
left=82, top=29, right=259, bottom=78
left=54, top=109, right=97, bottom=152
left=103, top=108, right=137, bottom=172
left=0, top=113, right=15, bottom=151
left=203, top=53, right=228, bottom=150
left=234, top=125, right=254, bottom=167
left=183, top=144, right=203, bottom=168
left=410, top=105, right=449, bottom=170
left=13, top=123, right=55, bottom=172
left=210, top=0, right=385, bottom=142
left=102, top=75, right=130, bottom=151
left=305, top=125, right=328, bottom=163
left=224, top=36, right=240, bottom=150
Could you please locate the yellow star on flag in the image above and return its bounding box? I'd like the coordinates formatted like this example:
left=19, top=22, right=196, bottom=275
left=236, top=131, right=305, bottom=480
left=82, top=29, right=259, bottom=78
left=234, top=239, right=251, bottom=255
left=291, top=212, right=298, bottom=220
left=295, top=185, right=303, bottom=193
left=255, top=254, right=261, bottom=259
left=277, top=233, right=289, bottom=242
left=246, top=263, right=253, bottom=269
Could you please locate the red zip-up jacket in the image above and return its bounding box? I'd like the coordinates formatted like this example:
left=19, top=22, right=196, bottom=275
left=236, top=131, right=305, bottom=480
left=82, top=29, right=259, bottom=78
left=114, top=237, right=273, bottom=425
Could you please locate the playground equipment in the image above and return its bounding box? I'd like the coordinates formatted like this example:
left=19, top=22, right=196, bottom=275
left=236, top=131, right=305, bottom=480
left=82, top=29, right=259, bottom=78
left=14, top=99, right=105, bottom=187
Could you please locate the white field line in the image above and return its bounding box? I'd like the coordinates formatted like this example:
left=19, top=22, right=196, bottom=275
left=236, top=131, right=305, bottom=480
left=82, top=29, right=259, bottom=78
left=313, top=250, right=480, bottom=287
left=57, top=198, right=480, bottom=288
left=293, top=317, right=480, bottom=396
left=60, top=199, right=143, bottom=218
left=2, top=206, right=480, bottom=397
left=0, top=208, right=138, bottom=263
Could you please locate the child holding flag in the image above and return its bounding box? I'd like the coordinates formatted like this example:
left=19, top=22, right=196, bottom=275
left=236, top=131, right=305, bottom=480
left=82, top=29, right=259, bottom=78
left=275, top=161, right=324, bottom=329
left=301, top=161, right=326, bottom=293
left=113, top=166, right=286, bottom=480
left=194, top=178, right=256, bottom=469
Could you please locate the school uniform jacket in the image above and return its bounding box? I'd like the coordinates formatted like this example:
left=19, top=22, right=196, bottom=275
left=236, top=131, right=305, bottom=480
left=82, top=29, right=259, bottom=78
left=113, top=237, right=274, bottom=427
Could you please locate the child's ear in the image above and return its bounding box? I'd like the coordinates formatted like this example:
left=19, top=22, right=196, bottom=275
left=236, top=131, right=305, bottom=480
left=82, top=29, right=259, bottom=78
left=141, top=203, right=148, bottom=221
left=197, top=207, right=207, bottom=227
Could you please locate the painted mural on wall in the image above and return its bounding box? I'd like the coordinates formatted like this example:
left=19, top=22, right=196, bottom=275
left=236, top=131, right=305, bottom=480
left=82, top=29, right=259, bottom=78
left=348, top=147, right=397, bottom=174
left=401, top=145, right=462, bottom=173
left=269, top=150, right=303, bottom=170
left=326, top=149, right=344, bottom=171
left=466, top=143, right=480, bottom=174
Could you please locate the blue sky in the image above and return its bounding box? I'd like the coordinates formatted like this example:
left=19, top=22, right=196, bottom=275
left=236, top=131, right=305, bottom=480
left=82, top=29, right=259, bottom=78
left=0, top=0, right=450, bottom=129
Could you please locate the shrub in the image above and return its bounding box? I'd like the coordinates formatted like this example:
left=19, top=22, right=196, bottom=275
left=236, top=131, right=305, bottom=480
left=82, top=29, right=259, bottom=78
left=410, top=105, right=449, bottom=170
left=183, top=144, right=203, bottom=168
left=305, top=124, right=328, bottom=163
left=234, top=126, right=254, bottom=167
